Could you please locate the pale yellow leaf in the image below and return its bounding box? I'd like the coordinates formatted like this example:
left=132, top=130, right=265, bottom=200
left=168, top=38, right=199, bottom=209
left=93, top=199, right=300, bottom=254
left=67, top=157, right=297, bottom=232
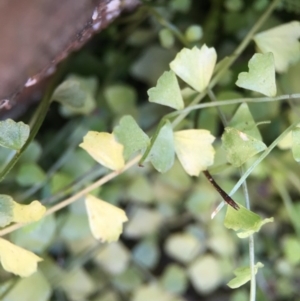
left=254, top=21, right=300, bottom=73
left=170, top=45, right=217, bottom=92
left=85, top=194, right=128, bottom=243
left=79, top=131, right=125, bottom=170
left=13, top=201, right=46, bottom=224
left=0, top=195, right=45, bottom=227
left=174, top=129, right=215, bottom=176
left=0, top=238, right=42, bottom=277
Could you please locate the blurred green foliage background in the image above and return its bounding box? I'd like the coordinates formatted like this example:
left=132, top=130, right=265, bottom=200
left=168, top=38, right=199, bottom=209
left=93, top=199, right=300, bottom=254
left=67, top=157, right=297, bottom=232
left=1, top=0, right=300, bottom=300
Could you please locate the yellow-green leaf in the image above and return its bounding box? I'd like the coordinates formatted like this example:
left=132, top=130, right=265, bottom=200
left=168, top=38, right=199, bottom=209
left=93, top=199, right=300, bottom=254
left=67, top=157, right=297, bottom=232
left=254, top=21, right=300, bottom=73
left=170, top=45, right=217, bottom=92
left=1, top=270, right=51, bottom=301
left=174, top=129, right=215, bottom=176
left=185, top=25, right=203, bottom=42
left=52, top=75, right=97, bottom=116
left=0, top=195, right=46, bottom=227
left=13, top=201, right=46, bottom=224
left=104, top=84, right=137, bottom=115
left=159, top=28, right=175, bottom=49
left=236, top=53, right=276, bottom=97
left=0, top=238, right=42, bottom=277
left=16, top=163, right=46, bottom=187
left=0, top=195, right=14, bottom=227
left=85, top=194, right=128, bottom=243
left=148, top=70, right=184, bottom=110
left=222, top=127, right=267, bottom=167
left=79, top=131, right=125, bottom=171
left=283, top=235, right=300, bottom=265
left=227, top=262, right=264, bottom=289
left=228, top=103, right=263, bottom=141
left=0, top=119, right=30, bottom=150
left=143, top=120, right=175, bottom=173
left=113, top=115, right=150, bottom=160
left=224, top=203, right=273, bottom=238
left=10, top=215, right=56, bottom=254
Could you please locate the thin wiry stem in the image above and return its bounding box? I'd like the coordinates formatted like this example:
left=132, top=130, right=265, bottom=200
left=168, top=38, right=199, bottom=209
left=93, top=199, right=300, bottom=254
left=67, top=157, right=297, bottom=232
left=208, top=89, right=257, bottom=301
left=228, top=122, right=299, bottom=198
left=241, top=166, right=256, bottom=301
left=168, top=93, right=300, bottom=120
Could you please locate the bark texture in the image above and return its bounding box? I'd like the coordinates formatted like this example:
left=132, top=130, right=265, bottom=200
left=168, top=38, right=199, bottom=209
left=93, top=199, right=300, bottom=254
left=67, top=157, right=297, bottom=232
left=0, top=0, right=138, bottom=115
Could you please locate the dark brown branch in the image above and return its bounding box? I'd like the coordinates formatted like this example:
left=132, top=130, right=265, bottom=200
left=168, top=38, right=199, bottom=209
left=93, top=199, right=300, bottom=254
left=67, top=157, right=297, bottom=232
left=203, top=170, right=239, bottom=210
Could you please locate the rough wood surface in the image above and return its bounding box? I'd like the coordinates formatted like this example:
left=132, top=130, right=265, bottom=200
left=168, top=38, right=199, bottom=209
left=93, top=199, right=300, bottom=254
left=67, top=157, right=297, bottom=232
left=0, top=0, right=138, bottom=114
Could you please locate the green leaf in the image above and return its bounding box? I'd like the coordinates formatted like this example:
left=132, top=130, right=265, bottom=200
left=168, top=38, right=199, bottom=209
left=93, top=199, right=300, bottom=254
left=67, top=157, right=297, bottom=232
left=174, top=129, right=215, bottom=176
left=283, top=235, right=300, bottom=265
left=52, top=75, right=97, bottom=116
left=127, top=176, right=154, bottom=203
left=170, top=45, right=217, bottom=92
left=222, top=103, right=267, bottom=166
left=19, top=141, right=42, bottom=163
left=52, top=77, right=87, bottom=107
left=131, top=46, right=174, bottom=86
left=113, top=115, right=150, bottom=160
left=227, top=262, right=264, bottom=289
left=148, top=70, right=184, bottom=110
left=104, top=84, right=137, bottom=115
left=94, top=242, right=130, bottom=274
left=60, top=267, right=96, bottom=300
left=60, top=212, right=91, bottom=241
left=113, top=267, right=143, bottom=293
left=224, top=203, right=273, bottom=238
left=16, top=163, right=46, bottom=187
left=124, top=208, right=163, bottom=238
left=0, top=119, right=30, bottom=150
left=133, top=284, right=175, bottom=301
left=254, top=21, right=300, bottom=73
left=165, top=232, right=202, bottom=264
left=222, top=127, right=267, bottom=167
left=236, top=53, right=276, bottom=97
left=10, top=215, right=56, bottom=253
left=228, top=103, right=263, bottom=140
left=0, top=195, right=13, bottom=227
left=159, top=29, right=175, bottom=49
left=133, top=239, right=159, bottom=269
left=170, top=0, right=192, bottom=13
left=95, top=292, right=119, bottom=301
left=160, top=264, right=188, bottom=295
left=145, top=121, right=175, bottom=173
left=292, top=127, right=300, bottom=162
left=2, top=270, right=51, bottom=301
left=50, top=173, right=73, bottom=194
left=185, top=25, right=203, bottom=42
